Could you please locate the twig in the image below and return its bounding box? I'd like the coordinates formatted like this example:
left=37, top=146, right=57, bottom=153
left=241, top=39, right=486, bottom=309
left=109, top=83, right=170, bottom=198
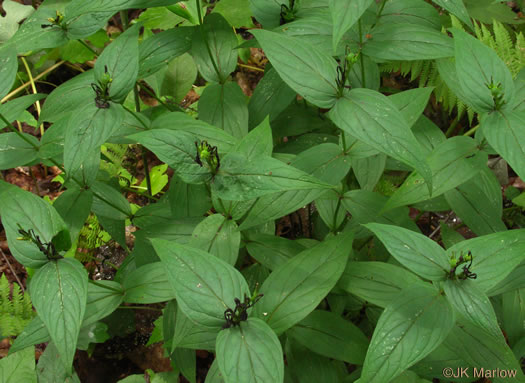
left=20, top=57, right=44, bottom=136
left=1, top=60, right=65, bottom=103
left=0, top=248, right=25, bottom=293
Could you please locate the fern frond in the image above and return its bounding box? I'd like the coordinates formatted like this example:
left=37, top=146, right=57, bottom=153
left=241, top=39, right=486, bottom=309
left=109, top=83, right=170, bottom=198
left=0, top=273, right=34, bottom=337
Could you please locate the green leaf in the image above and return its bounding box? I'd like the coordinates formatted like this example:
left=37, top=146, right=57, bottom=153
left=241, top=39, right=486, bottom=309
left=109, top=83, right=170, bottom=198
left=53, top=187, right=93, bottom=241
left=6, top=6, right=68, bottom=53
left=245, top=233, right=305, bottom=271
left=363, top=23, right=454, bottom=61
left=0, top=346, right=37, bottom=383
left=353, top=154, right=386, bottom=191
left=286, top=340, right=342, bottom=383
left=248, top=67, right=296, bottom=129
left=151, top=112, right=239, bottom=152
left=135, top=6, right=184, bottom=30
left=0, top=46, right=17, bottom=99
left=205, top=359, right=225, bottom=383
left=212, top=153, right=333, bottom=201
left=315, top=190, right=346, bottom=231
left=152, top=53, right=198, bottom=103
left=168, top=176, right=212, bottom=218
left=130, top=129, right=212, bottom=184
left=481, top=109, right=525, bottom=182
left=445, top=230, right=525, bottom=293
left=199, top=82, right=248, bottom=138
left=29, top=258, right=88, bottom=374
left=0, top=0, right=35, bottom=44
left=151, top=239, right=250, bottom=329
left=0, top=133, right=39, bottom=170
left=173, top=348, right=196, bottom=383
left=342, top=190, right=419, bottom=235
left=378, top=0, right=441, bottom=30
left=443, top=320, right=525, bottom=381
left=463, top=0, right=523, bottom=25
left=330, top=0, right=373, bottom=53
left=123, top=262, right=176, bottom=304
left=249, top=0, right=286, bottom=29
left=91, top=180, right=132, bottom=221
left=389, top=87, right=434, bottom=128
left=384, top=136, right=487, bottom=210
left=172, top=304, right=218, bottom=351
left=360, top=284, right=455, bottom=383
left=83, top=280, right=124, bottom=327
left=445, top=168, right=507, bottom=236
left=0, top=94, right=47, bottom=129
left=39, top=70, right=94, bottom=124
left=239, top=143, right=350, bottom=229
left=254, top=231, right=353, bottom=334
left=444, top=279, right=502, bottom=339
left=64, top=103, right=124, bottom=181
left=139, top=27, right=194, bottom=78
left=0, top=181, right=69, bottom=268
left=213, top=0, right=255, bottom=28
left=287, top=310, right=369, bottom=364
left=12, top=281, right=122, bottom=352
left=191, top=13, right=238, bottom=83
left=251, top=29, right=339, bottom=109
left=365, top=223, right=449, bottom=281
left=502, top=289, right=525, bottom=346
left=190, top=214, right=240, bottom=265
left=95, top=23, right=139, bottom=103
left=232, top=116, right=273, bottom=159
left=9, top=316, right=49, bottom=354
left=452, top=28, right=514, bottom=112
left=36, top=342, right=80, bottom=383
left=216, top=318, right=284, bottom=383
left=432, top=0, right=473, bottom=29
left=487, top=262, right=525, bottom=297
left=338, top=261, right=424, bottom=308
left=329, top=89, right=432, bottom=191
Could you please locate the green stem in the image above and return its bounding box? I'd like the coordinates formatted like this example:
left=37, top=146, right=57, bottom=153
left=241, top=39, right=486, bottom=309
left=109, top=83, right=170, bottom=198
left=463, top=124, right=479, bottom=137
left=136, top=82, right=181, bottom=112
left=358, top=19, right=366, bottom=88
left=133, top=85, right=152, bottom=197
left=120, top=10, right=129, bottom=30
left=195, top=0, right=224, bottom=83
left=445, top=116, right=459, bottom=137
left=377, top=0, right=387, bottom=20
left=88, top=280, right=123, bottom=294
left=0, top=112, right=133, bottom=219
left=122, top=104, right=149, bottom=130
left=332, top=197, right=342, bottom=232
left=79, top=40, right=98, bottom=56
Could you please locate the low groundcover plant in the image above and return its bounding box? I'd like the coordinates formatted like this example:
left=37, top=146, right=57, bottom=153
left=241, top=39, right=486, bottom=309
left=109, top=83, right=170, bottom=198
left=0, top=0, right=525, bottom=382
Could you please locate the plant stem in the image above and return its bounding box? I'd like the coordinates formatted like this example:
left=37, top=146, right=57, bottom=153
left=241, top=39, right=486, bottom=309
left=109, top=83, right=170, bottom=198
left=195, top=0, right=224, bottom=83
left=136, top=82, right=182, bottom=112
left=88, top=280, right=123, bottom=293
left=133, top=85, right=152, bottom=197
left=120, top=10, right=129, bottom=30
left=463, top=124, right=479, bottom=137
left=358, top=19, right=366, bottom=88
left=444, top=116, right=459, bottom=137
left=332, top=197, right=342, bottom=232
left=1, top=60, right=65, bottom=103
left=0, top=112, right=133, bottom=219
left=238, top=63, right=264, bottom=72
left=20, top=57, right=44, bottom=136
left=78, top=39, right=99, bottom=56
left=377, top=0, right=387, bottom=20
